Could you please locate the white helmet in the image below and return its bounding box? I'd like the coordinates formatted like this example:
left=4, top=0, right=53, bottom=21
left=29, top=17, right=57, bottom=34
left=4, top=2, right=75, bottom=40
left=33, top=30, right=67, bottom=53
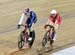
left=50, top=9, right=57, bottom=15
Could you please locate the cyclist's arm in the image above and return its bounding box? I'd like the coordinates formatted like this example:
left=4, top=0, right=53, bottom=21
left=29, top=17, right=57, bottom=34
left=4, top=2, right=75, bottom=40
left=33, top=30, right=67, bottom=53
left=46, top=19, right=54, bottom=26
left=17, top=13, right=25, bottom=29
left=18, top=13, right=25, bottom=25
left=44, top=19, right=54, bottom=29
left=55, top=15, right=62, bottom=29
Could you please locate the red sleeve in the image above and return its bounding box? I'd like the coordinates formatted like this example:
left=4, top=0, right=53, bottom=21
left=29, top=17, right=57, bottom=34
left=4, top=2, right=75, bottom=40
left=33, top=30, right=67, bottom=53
left=56, top=13, right=62, bottom=25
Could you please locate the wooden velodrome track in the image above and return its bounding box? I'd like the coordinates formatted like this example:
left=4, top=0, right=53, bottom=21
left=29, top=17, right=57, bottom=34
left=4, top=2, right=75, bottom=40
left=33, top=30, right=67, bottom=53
left=0, top=0, right=75, bottom=55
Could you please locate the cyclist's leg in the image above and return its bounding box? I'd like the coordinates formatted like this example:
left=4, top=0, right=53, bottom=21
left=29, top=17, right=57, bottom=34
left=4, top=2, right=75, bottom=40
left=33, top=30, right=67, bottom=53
left=27, top=28, right=32, bottom=48
left=25, top=29, right=30, bottom=42
left=28, top=28, right=32, bottom=41
left=52, top=28, right=56, bottom=40
left=25, top=18, right=30, bottom=37
left=46, top=26, right=51, bottom=38
left=28, top=25, right=35, bottom=48
left=50, top=27, right=56, bottom=45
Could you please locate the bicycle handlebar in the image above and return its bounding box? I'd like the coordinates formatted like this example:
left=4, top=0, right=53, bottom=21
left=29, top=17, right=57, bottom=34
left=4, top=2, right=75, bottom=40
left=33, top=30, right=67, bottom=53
left=45, top=25, right=52, bottom=27
left=44, top=24, right=54, bottom=29
left=20, top=24, right=25, bottom=26
left=17, top=24, right=29, bottom=29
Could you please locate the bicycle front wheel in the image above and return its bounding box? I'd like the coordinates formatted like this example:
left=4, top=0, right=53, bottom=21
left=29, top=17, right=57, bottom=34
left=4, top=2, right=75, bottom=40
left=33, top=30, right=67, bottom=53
left=18, top=32, right=24, bottom=49
left=42, top=32, right=48, bottom=47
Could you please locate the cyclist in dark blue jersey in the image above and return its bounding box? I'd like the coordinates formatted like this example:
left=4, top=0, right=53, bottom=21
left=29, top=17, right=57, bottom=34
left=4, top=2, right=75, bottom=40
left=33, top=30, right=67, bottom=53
left=18, top=8, right=37, bottom=48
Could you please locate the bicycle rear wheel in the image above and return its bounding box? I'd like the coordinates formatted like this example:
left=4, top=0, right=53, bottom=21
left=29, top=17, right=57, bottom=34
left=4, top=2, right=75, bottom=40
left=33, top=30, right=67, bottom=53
left=28, top=30, right=35, bottom=47
left=18, top=32, right=24, bottom=49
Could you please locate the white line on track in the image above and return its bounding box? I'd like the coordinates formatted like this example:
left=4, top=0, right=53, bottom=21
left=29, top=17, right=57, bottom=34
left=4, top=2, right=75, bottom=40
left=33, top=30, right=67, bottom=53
left=51, top=46, right=75, bottom=55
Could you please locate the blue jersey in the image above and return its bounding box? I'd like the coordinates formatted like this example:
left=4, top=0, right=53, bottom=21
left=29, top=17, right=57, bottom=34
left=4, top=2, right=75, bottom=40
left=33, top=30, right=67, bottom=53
left=26, top=11, right=37, bottom=28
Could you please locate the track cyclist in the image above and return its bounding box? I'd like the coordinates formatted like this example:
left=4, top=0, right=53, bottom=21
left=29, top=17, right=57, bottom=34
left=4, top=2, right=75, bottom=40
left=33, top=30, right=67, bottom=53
left=18, top=8, right=37, bottom=48
left=44, top=9, right=62, bottom=46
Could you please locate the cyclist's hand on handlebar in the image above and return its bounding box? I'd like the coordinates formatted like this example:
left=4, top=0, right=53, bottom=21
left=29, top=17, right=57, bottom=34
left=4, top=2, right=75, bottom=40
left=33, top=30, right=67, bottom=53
left=44, top=25, right=47, bottom=29
left=17, top=24, right=20, bottom=29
